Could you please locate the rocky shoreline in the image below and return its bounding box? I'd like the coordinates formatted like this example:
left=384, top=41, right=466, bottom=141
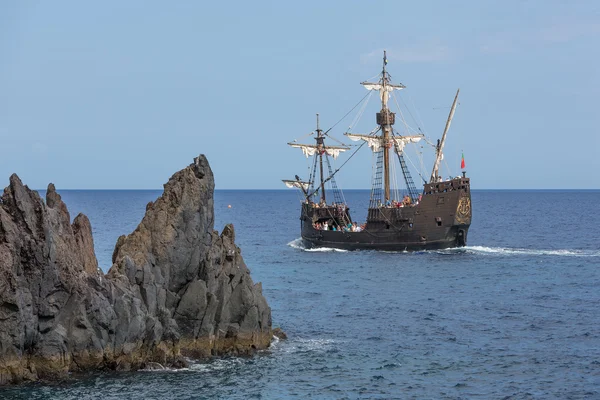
left=0, top=155, right=272, bottom=384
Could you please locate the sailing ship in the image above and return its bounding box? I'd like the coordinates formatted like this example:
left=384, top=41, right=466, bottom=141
left=283, top=51, right=471, bottom=251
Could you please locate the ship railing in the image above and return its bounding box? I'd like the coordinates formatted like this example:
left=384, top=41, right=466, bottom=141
left=309, top=206, right=349, bottom=219
left=423, top=178, right=470, bottom=195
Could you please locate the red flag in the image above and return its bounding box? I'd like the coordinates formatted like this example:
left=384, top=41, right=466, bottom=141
left=460, top=152, right=465, bottom=169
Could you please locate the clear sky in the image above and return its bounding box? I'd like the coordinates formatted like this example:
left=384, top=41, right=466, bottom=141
left=1, top=1, right=599, bottom=189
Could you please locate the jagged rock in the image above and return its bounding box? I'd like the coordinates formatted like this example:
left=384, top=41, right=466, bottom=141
left=0, top=155, right=272, bottom=384
left=273, top=327, right=288, bottom=340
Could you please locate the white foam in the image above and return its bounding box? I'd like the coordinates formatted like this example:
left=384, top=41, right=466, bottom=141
left=287, top=238, right=348, bottom=252
left=187, top=358, right=243, bottom=373
left=304, top=247, right=349, bottom=253
left=279, top=338, right=338, bottom=354
left=287, top=238, right=306, bottom=250
left=289, top=238, right=598, bottom=257
left=464, top=246, right=600, bottom=257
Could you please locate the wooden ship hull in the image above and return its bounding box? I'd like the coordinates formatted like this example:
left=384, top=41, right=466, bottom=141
left=300, top=178, right=471, bottom=251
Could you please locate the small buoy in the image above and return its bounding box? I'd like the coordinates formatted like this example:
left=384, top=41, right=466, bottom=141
left=228, top=204, right=232, bottom=208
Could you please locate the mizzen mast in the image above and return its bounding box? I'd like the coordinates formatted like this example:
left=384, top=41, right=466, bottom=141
left=430, top=88, right=460, bottom=183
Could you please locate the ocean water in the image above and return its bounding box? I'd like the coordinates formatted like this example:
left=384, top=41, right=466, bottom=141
left=2, top=189, right=600, bottom=399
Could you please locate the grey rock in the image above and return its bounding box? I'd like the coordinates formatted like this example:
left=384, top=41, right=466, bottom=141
left=0, top=155, right=272, bottom=384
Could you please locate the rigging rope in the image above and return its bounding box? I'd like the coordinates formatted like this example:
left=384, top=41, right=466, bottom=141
left=290, top=130, right=314, bottom=144
left=391, top=150, right=400, bottom=201
left=347, top=91, right=373, bottom=133
left=401, top=147, right=428, bottom=184
left=308, top=155, right=318, bottom=199
left=322, top=91, right=372, bottom=136
left=331, top=156, right=347, bottom=205
left=306, top=141, right=367, bottom=199
left=409, top=94, right=428, bottom=136
left=392, top=92, right=420, bottom=136
left=393, top=92, right=423, bottom=136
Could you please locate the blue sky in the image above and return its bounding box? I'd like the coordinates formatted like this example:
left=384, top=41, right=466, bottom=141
left=1, top=1, right=599, bottom=189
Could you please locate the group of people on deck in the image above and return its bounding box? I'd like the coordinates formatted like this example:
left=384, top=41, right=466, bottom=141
left=380, top=194, right=423, bottom=208
left=309, top=201, right=348, bottom=210
left=313, top=221, right=365, bottom=232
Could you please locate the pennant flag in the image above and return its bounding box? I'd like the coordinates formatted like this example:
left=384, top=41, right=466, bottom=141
left=460, top=152, right=466, bottom=169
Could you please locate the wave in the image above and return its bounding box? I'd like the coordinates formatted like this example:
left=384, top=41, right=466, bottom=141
left=187, top=358, right=243, bottom=373
left=443, top=246, right=600, bottom=257
left=277, top=337, right=338, bottom=355
left=140, top=357, right=243, bottom=374
left=287, top=238, right=348, bottom=252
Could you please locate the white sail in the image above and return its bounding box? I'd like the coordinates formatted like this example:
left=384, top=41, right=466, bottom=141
left=361, top=81, right=405, bottom=104
left=289, top=143, right=318, bottom=157
left=361, top=82, right=405, bottom=91
left=345, top=133, right=383, bottom=152
left=393, top=136, right=422, bottom=153
left=361, top=83, right=382, bottom=91
left=288, top=143, right=349, bottom=159
left=345, top=133, right=422, bottom=153
left=282, top=180, right=309, bottom=190
left=326, top=148, right=344, bottom=159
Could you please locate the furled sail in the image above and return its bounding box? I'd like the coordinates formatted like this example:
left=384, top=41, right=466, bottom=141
left=345, top=133, right=384, bottom=152
left=393, top=136, right=422, bottom=152
left=282, top=179, right=310, bottom=190
left=345, top=133, right=422, bottom=153
left=430, top=89, right=460, bottom=183
left=361, top=81, right=405, bottom=103
left=288, top=143, right=318, bottom=157
left=287, top=143, right=349, bottom=159
left=361, top=82, right=405, bottom=92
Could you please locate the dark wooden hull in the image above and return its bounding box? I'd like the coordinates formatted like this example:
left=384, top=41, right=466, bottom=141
left=299, top=177, right=472, bottom=251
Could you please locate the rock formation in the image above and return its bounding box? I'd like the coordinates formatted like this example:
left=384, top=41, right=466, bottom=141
left=0, top=155, right=272, bottom=384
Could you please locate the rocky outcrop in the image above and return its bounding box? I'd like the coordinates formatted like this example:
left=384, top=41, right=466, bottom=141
left=0, top=155, right=272, bottom=384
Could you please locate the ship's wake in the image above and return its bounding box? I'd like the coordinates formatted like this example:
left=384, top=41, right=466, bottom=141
left=287, top=238, right=599, bottom=257
left=434, top=246, right=600, bottom=257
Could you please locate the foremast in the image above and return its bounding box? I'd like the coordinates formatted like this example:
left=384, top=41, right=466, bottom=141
left=285, top=115, right=349, bottom=202
left=315, top=114, right=326, bottom=204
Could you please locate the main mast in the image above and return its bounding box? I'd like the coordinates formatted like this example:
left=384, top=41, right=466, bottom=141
left=316, top=114, right=326, bottom=204
left=350, top=51, right=407, bottom=204
left=380, top=51, right=393, bottom=202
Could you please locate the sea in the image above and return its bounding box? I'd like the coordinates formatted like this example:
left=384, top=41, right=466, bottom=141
left=2, top=189, right=600, bottom=399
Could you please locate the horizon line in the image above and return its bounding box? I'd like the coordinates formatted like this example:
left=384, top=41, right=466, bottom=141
left=32, top=188, right=600, bottom=192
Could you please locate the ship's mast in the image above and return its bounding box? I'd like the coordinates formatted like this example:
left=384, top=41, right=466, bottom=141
left=316, top=114, right=326, bottom=204
left=379, top=51, right=393, bottom=202
left=430, top=89, right=460, bottom=183
left=287, top=116, right=350, bottom=200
